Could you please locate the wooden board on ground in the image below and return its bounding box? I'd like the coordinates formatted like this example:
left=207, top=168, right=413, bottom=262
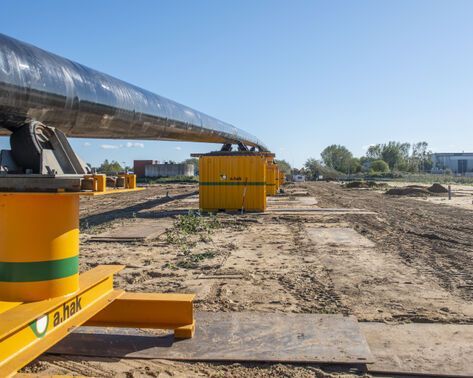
left=48, top=312, right=374, bottom=364
left=267, top=196, right=318, bottom=207
left=306, top=227, right=375, bottom=248
left=266, top=208, right=376, bottom=215
left=88, top=219, right=173, bottom=242
left=361, top=322, right=473, bottom=377
left=284, top=190, right=310, bottom=196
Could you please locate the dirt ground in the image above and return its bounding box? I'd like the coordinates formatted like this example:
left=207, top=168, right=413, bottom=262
left=23, top=181, right=473, bottom=377
left=406, top=184, right=473, bottom=210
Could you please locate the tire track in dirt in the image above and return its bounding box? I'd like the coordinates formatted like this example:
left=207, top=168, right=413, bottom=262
left=303, top=182, right=473, bottom=303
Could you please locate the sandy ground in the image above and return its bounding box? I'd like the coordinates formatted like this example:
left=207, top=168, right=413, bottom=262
left=22, top=182, right=473, bottom=377
left=382, top=181, right=473, bottom=210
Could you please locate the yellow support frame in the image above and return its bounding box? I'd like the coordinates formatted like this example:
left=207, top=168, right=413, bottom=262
left=0, top=266, right=195, bottom=377
left=86, top=292, right=195, bottom=338
left=0, top=183, right=194, bottom=377
left=83, top=173, right=139, bottom=193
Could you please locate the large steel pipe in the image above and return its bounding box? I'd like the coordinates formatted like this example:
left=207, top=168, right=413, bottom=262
left=0, top=33, right=266, bottom=150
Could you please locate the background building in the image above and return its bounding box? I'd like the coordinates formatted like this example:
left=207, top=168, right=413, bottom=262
left=432, top=153, right=473, bottom=175
left=145, top=162, right=194, bottom=177
left=133, top=160, right=158, bottom=178
left=292, top=174, right=306, bottom=182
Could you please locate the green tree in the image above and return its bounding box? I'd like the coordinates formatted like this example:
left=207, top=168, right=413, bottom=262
left=366, top=142, right=410, bottom=170
left=383, top=142, right=410, bottom=170
left=320, top=145, right=354, bottom=173
left=409, top=141, right=432, bottom=172
left=348, top=157, right=362, bottom=174
left=304, top=158, right=341, bottom=180
left=370, top=159, right=389, bottom=173
left=98, top=159, right=123, bottom=174
left=275, top=159, right=292, bottom=175
left=366, top=145, right=382, bottom=160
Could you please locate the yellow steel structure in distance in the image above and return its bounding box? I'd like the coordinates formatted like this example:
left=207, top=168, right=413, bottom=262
left=199, top=152, right=268, bottom=212
left=266, top=163, right=278, bottom=196
left=279, top=170, right=285, bottom=186
left=0, top=173, right=195, bottom=377
left=275, top=166, right=280, bottom=192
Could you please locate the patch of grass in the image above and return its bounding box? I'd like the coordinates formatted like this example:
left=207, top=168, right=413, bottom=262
left=176, top=260, right=198, bottom=269
left=390, top=173, right=473, bottom=185
left=164, top=212, right=223, bottom=267
left=175, top=211, right=221, bottom=234
left=163, top=262, right=178, bottom=270
left=176, top=251, right=216, bottom=269
left=191, top=251, right=216, bottom=261
left=338, top=172, right=473, bottom=186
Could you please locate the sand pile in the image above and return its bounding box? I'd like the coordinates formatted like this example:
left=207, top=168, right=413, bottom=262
left=385, top=183, right=448, bottom=196
left=345, top=181, right=388, bottom=189
left=428, top=183, right=449, bottom=193
left=385, top=187, right=431, bottom=196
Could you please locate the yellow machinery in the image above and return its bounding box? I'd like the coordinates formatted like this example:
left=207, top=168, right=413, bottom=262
left=0, top=174, right=195, bottom=377
left=275, top=166, right=281, bottom=192
left=266, top=162, right=278, bottom=196
left=279, top=170, right=286, bottom=187
left=198, top=151, right=270, bottom=212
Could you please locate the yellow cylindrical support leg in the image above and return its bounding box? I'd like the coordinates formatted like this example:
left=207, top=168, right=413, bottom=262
left=0, top=193, right=79, bottom=302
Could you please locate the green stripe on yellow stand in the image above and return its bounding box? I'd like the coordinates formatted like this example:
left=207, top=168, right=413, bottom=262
left=0, top=255, right=79, bottom=282
left=200, top=182, right=266, bottom=186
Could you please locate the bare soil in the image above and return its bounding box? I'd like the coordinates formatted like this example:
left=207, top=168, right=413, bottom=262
left=317, top=182, right=473, bottom=310
left=22, top=182, right=473, bottom=377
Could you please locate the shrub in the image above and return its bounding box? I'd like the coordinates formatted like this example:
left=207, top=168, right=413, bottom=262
left=370, top=160, right=389, bottom=173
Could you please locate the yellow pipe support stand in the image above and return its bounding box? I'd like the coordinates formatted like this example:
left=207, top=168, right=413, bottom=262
left=121, top=173, right=137, bottom=189
left=0, top=266, right=121, bottom=376
left=0, top=266, right=195, bottom=376
left=0, top=187, right=195, bottom=376
left=266, top=163, right=277, bottom=196
left=199, top=154, right=267, bottom=212
left=0, top=193, right=79, bottom=302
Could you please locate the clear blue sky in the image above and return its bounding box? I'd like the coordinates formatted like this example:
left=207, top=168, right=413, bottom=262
left=2, top=0, right=473, bottom=168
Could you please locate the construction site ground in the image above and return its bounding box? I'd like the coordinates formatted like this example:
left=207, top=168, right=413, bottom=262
left=23, top=181, right=473, bottom=377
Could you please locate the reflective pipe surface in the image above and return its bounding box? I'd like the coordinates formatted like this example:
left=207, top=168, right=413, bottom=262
left=0, top=33, right=267, bottom=151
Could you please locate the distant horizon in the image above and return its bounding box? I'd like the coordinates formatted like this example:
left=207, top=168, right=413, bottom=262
left=3, top=0, right=473, bottom=168
left=2, top=135, right=472, bottom=170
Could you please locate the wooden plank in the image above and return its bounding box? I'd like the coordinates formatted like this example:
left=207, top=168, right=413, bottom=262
left=306, top=227, right=375, bottom=248
left=361, top=322, right=473, bottom=377
left=88, top=219, right=172, bottom=242
left=48, top=312, right=374, bottom=364
left=266, top=208, right=376, bottom=215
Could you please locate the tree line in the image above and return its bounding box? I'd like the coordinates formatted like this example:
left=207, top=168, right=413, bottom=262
left=303, top=141, right=433, bottom=179
left=95, top=141, right=431, bottom=179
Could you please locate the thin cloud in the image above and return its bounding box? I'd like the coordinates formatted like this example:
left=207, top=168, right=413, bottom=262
left=126, top=142, right=144, bottom=148
left=83, top=142, right=92, bottom=147
left=100, top=144, right=120, bottom=150
left=175, top=146, right=182, bottom=151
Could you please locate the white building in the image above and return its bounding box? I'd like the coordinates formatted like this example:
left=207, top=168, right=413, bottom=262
left=145, top=163, right=194, bottom=177
left=292, top=174, right=306, bottom=182
left=432, top=153, right=473, bottom=175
